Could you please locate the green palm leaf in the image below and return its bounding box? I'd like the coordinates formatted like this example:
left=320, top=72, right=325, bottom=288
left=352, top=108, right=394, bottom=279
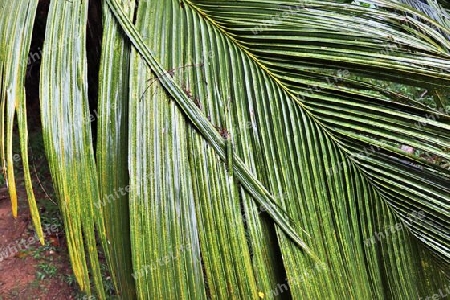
left=0, top=0, right=44, bottom=243
left=95, top=0, right=136, bottom=297
left=39, top=1, right=105, bottom=296
left=103, top=2, right=445, bottom=298
left=1, top=0, right=449, bottom=299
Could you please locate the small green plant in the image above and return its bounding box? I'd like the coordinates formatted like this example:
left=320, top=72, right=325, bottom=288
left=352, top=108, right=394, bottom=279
left=36, top=262, right=58, bottom=280
left=32, top=242, right=57, bottom=260
left=73, top=289, right=97, bottom=300
left=62, top=274, right=77, bottom=286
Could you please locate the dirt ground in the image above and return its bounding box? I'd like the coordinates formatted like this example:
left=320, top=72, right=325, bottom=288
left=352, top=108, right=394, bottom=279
left=0, top=180, right=76, bottom=299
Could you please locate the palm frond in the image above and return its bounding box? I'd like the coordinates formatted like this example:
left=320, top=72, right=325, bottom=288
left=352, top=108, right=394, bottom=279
left=95, top=0, right=136, bottom=297
left=103, top=0, right=449, bottom=298
left=0, top=0, right=44, bottom=243
left=1, top=0, right=449, bottom=298
left=39, top=1, right=105, bottom=296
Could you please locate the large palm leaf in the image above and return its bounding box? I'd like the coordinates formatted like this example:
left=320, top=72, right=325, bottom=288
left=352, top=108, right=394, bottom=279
left=1, top=0, right=449, bottom=299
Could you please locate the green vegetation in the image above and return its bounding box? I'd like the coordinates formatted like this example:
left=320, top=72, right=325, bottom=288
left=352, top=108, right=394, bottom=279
left=1, top=0, right=450, bottom=299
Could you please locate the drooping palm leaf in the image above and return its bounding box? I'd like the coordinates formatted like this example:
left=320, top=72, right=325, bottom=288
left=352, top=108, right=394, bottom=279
left=39, top=1, right=105, bottom=296
left=94, top=0, right=137, bottom=297
left=0, top=0, right=44, bottom=243
left=1, top=0, right=449, bottom=299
